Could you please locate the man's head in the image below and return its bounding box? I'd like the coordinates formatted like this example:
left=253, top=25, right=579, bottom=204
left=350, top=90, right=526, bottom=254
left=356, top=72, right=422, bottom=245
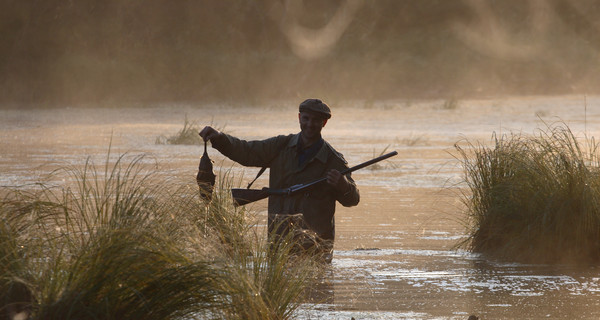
left=298, top=99, right=330, bottom=144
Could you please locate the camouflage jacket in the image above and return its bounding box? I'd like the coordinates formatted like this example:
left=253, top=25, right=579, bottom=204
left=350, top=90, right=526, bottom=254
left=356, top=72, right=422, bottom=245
left=212, top=132, right=360, bottom=240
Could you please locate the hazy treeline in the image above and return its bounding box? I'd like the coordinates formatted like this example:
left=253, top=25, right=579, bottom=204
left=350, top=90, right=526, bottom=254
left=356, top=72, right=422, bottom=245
left=1, top=0, right=599, bottom=107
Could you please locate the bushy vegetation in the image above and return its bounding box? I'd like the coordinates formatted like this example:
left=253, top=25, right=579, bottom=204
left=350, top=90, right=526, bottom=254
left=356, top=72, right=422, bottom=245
left=156, top=116, right=226, bottom=146
left=0, top=152, right=322, bottom=319
left=368, top=145, right=397, bottom=170
left=456, top=122, right=600, bottom=264
left=155, top=115, right=203, bottom=145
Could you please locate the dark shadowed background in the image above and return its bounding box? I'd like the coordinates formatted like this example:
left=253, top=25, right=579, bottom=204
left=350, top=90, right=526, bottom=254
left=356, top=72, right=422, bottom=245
left=1, top=0, right=599, bottom=107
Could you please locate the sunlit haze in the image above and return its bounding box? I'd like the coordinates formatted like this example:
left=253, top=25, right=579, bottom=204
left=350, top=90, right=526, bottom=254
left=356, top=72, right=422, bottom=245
left=1, top=0, right=599, bottom=107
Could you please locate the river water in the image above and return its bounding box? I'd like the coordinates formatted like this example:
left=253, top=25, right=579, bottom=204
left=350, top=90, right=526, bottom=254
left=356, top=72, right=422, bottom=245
left=2, top=95, right=600, bottom=319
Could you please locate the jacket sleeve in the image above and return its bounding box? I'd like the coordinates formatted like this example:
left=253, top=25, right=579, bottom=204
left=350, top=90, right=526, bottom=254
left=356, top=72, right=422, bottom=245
left=336, top=173, right=360, bottom=207
left=211, top=133, right=289, bottom=168
left=328, top=153, right=360, bottom=207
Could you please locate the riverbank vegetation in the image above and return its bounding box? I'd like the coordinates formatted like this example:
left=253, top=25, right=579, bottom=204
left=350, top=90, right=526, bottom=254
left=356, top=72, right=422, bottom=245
left=155, top=115, right=203, bottom=145
left=456, top=122, right=600, bottom=264
left=0, top=153, right=322, bottom=319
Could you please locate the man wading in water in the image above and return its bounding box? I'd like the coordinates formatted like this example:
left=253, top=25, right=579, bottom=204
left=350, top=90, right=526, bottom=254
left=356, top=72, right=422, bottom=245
left=199, top=99, right=360, bottom=263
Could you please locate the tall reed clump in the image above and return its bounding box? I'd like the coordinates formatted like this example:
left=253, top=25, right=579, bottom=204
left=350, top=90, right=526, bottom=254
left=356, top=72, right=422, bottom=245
left=0, top=152, right=321, bottom=320
left=155, top=115, right=203, bottom=145
left=194, top=169, right=325, bottom=319
left=456, top=122, right=600, bottom=264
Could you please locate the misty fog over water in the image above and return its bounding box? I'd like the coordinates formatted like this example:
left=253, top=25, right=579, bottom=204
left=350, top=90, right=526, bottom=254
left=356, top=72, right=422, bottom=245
left=1, top=0, right=600, bottom=107
left=2, top=97, right=600, bottom=318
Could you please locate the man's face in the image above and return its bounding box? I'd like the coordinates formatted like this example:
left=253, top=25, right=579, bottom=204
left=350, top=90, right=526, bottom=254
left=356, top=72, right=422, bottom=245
left=299, top=111, right=327, bottom=141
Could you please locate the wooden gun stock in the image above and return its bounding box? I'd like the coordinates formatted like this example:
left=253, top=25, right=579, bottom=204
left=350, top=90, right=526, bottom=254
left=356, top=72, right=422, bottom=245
left=230, top=188, right=268, bottom=206
left=230, top=189, right=268, bottom=206
left=231, top=151, right=398, bottom=206
left=231, top=187, right=289, bottom=206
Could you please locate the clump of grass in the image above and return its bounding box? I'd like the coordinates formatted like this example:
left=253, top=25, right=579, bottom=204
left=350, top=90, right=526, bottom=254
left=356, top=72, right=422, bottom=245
left=399, top=133, right=428, bottom=146
left=441, top=98, right=459, bottom=110
left=455, top=122, right=600, bottom=264
left=1, top=154, right=223, bottom=319
left=156, top=116, right=226, bottom=146
left=216, top=230, right=324, bottom=319
left=155, top=115, right=203, bottom=145
left=0, top=151, right=320, bottom=319
left=368, top=145, right=397, bottom=170
left=197, top=170, right=326, bottom=319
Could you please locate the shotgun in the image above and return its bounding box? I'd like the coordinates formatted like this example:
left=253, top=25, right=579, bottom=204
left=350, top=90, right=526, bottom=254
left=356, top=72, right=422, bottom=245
left=231, top=151, right=398, bottom=206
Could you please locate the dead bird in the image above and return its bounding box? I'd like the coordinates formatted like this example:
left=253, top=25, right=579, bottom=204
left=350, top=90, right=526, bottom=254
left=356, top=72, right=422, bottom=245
left=196, top=140, right=216, bottom=201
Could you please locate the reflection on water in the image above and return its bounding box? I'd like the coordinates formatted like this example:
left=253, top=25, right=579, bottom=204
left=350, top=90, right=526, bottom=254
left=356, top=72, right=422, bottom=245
left=297, top=249, right=600, bottom=319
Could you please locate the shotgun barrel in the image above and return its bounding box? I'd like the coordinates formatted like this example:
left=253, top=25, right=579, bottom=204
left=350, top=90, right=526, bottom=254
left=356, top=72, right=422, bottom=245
left=231, top=151, right=398, bottom=206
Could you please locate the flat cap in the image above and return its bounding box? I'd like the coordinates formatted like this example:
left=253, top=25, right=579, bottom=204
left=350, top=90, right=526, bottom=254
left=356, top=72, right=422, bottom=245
left=299, top=99, right=331, bottom=119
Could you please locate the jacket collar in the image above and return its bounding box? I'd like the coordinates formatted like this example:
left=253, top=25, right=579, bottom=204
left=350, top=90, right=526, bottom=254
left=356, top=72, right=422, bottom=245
left=288, top=133, right=328, bottom=164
